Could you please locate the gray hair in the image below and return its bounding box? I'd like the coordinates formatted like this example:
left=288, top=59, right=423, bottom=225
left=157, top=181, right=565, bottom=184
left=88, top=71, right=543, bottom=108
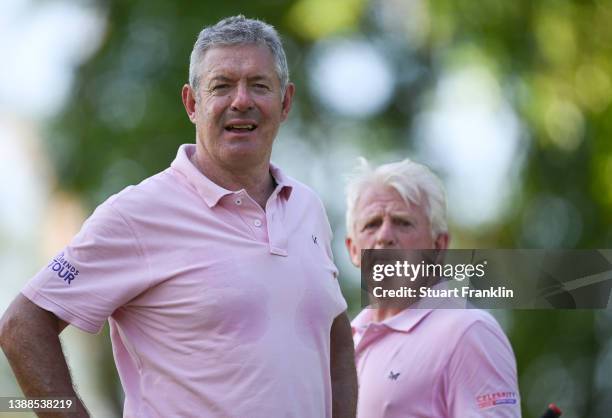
left=345, top=157, right=448, bottom=238
left=189, top=15, right=289, bottom=95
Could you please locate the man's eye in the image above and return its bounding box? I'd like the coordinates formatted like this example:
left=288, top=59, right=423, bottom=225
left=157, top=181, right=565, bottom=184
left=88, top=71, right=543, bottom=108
left=396, top=219, right=413, bottom=227
left=211, top=84, right=230, bottom=91
left=362, top=221, right=380, bottom=230
left=253, top=83, right=270, bottom=91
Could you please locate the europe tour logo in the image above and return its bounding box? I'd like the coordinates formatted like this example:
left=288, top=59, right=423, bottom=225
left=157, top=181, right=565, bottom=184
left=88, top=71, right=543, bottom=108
left=47, top=252, right=79, bottom=285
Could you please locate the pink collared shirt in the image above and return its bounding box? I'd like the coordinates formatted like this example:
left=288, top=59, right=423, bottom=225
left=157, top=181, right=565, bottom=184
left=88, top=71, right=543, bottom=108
left=352, top=308, right=521, bottom=418
left=23, top=144, right=347, bottom=418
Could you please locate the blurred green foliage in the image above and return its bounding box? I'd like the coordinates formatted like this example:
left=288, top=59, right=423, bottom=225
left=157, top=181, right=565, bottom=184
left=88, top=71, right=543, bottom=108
left=48, top=0, right=612, bottom=416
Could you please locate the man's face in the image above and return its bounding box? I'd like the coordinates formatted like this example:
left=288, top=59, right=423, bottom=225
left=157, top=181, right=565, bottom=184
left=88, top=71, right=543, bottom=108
left=182, top=43, right=294, bottom=172
left=345, top=184, right=449, bottom=267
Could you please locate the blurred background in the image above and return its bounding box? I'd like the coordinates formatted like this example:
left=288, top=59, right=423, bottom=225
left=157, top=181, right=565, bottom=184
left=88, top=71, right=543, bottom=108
left=1, top=0, right=611, bottom=416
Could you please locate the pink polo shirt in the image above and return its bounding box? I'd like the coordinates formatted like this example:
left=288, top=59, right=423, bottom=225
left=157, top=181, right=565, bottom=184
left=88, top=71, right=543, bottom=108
left=23, top=144, right=347, bottom=418
left=352, top=307, right=521, bottom=418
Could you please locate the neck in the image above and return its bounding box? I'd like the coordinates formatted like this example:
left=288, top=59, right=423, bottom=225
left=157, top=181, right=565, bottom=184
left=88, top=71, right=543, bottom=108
left=192, top=150, right=275, bottom=209
left=371, top=304, right=406, bottom=322
left=371, top=277, right=443, bottom=322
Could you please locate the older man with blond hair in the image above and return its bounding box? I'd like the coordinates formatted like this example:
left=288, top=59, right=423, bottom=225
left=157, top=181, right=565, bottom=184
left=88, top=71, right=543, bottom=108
left=345, top=158, right=521, bottom=418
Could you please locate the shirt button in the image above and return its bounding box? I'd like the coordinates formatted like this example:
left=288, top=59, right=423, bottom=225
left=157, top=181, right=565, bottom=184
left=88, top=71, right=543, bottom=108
left=235, top=198, right=242, bottom=205
left=254, top=219, right=262, bottom=227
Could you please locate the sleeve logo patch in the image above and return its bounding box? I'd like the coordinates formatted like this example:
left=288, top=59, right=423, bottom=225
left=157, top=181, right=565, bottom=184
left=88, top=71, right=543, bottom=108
left=47, top=252, right=80, bottom=285
left=477, top=392, right=518, bottom=409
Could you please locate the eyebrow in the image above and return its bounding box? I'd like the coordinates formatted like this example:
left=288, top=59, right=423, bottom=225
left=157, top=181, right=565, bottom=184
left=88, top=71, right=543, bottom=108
left=390, top=212, right=414, bottom=219
left=360, top=211, right=415, bottom=224
left=249, top=75, right=273, bottom=83
left=359, top=213, right=382, bottom=227
left=207, top=76, right=233, bottom=85
left=207, top=74, right=273, bottom=85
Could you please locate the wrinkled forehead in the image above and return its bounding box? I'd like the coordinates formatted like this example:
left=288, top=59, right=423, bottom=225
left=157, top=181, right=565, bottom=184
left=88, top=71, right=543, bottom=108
left=355, top=184, right=423, bottom=217
left=199, top=43, right=278, bottom=79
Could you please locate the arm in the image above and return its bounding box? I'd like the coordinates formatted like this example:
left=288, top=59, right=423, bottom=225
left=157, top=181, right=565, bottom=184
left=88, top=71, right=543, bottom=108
left=446, top=321, right=521, bottom=418
left=330, top=312, right=358, bottom=418
left=0, top=294, right=89, bottom=418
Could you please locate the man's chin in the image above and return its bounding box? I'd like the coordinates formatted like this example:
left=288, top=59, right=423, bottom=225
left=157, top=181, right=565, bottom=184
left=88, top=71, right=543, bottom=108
left=220, top=148, right=270, bottom=169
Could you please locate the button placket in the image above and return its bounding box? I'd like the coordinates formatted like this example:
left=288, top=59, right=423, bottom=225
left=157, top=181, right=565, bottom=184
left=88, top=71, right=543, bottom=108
left=266, top=204, right=288, bottom=256
left=227, top=191, right=269, bottom=242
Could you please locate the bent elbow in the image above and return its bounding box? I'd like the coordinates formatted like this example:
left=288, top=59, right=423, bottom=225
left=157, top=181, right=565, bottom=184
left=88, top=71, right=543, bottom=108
left=0, top=295, right=45, bottom=356
left=0, top=308, right=21, bottom=355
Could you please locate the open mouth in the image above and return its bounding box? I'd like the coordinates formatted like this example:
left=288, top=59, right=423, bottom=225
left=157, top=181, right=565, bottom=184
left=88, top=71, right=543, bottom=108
left=225, top=124, right=257, bottom=133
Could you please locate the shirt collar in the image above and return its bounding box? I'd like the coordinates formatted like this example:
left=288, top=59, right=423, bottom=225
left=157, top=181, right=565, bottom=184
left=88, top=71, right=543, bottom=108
left=269, top=161, right=293, bottom=201
left=170, top=144, right=293, bottom=207
left=352, top=306, right=433, bottom=334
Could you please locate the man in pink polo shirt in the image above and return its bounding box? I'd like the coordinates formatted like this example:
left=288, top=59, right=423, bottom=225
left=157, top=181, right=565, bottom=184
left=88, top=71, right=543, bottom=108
left=345, top=158, right=521, bottom=417
left=0, top=16, right=357, bottom=418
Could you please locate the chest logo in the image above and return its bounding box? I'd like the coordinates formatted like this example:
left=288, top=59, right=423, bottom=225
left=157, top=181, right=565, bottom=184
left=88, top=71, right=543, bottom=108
left=388, top=370, right=400, bottom=381
left=312, top=234, right=318, bottom=245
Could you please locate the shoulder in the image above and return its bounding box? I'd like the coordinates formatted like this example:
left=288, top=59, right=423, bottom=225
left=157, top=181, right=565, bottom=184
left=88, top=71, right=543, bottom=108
left=106, top=168, right=180, bottom=211
left=97, top=167, right=195, bottom=225
left=437, top=309, right=515, bottom=364
left=462, top=309, right=508, bottom=338
left=433, top=307, right=500, bottom=325
left=284, top=174, right=324, bottom=205
left=270, top=161, right=326, bottom=209
left=279, top=172, right=329, bottom=219
left=430, top=309, right=507, bottom=341
left=458, top=308, right=501, bottom=327
left=81, top=168, right=182, bottom=235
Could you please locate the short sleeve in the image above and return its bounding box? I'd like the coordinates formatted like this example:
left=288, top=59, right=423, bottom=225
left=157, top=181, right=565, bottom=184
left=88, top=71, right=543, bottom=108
left=316, top=198, right=348, bottom=315
left=445, top=320, right=521, bottom=418
left=22, top=202, right=151, bottom=334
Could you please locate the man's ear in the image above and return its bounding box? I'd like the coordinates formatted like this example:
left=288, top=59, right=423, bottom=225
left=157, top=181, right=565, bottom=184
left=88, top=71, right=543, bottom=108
left=182, top=84, right=197, bottom=123
left=434, top=232, right=450, bottom=251
left=345, top=236, right=361, bottom=268
left=280, top=82, right=295, bottom=122
left=425, top=232, right=449, bottom=265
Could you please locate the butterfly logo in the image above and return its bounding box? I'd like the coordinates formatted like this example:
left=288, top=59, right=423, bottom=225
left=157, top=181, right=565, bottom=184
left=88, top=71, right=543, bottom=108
left=388, top=370, right=400, bottom=381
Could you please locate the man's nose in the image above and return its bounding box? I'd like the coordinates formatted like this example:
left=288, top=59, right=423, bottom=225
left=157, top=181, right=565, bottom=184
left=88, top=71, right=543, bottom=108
left=230, top=83, right=254, bottom=112
left=374, top=220, right=396, bottom=248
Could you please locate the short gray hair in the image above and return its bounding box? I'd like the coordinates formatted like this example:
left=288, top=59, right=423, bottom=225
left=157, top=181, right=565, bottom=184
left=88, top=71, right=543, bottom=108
left=345, top=157, right=448, bottom=238
left=189, top=15, right=289, bottom=95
